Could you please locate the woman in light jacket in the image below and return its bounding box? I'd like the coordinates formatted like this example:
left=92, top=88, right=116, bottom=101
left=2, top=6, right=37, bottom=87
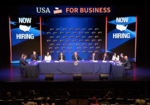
left=112, top=52, right=119, bottom=61
left=44, top=52, right=51, bottom=61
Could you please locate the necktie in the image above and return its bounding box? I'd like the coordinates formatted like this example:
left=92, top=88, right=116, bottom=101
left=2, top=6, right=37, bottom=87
left=104, top=57, right=105, bottom=60
left=93, top=56, right=94, bottom=60
left=75, top=56, right=77, bottom=61
left=61, top=56, right=62, bottom=60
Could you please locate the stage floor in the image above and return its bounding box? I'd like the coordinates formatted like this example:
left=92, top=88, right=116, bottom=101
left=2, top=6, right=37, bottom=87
left=0, top=63, right=150, bottom=82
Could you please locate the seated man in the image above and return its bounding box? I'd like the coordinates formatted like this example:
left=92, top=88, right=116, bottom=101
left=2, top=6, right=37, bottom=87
left=31, top=51, right=39, bottom=61
left=72, top=52, right=83, bottom=61
left=120, top=53, right=125, bottom=62
left=102, top=53, right=109, bottom=61
left=90, top=52, right=97, bottom=60
left=20, top=54, right=28, bottom=70
left=57, top=52, right=66, bottom=61
left=121, top=56, right=131, bottom=69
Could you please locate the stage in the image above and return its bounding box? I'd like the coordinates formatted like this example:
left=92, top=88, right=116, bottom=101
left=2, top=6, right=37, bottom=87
left=0, top=63, right=150, bottom=82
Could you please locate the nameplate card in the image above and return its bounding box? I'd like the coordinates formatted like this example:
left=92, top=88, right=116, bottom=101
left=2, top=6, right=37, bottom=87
left=59, top=61, right=64, bottom=62
left=46, top=61, right=50, bottom=62
left=93, top=61, right=98, bottom=62
left=37, top=61, right=41, bottom=62
left=55, top=61, right=59, bottom=62
left=109, top=61, right=114, bottom=62
left=102, top=60, right=107, bottom=62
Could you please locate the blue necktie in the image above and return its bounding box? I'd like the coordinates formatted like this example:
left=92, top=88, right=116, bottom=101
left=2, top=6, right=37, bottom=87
left=75, top=56, right=77, bottom=61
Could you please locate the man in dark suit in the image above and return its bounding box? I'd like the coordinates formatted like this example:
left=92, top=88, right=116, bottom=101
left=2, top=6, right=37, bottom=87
left=120, top=53, right=125, bottom=62
left=102, top=53, right=109, bottom=60
left=121, top=56, right=131, bottom=69
left=72, top=52, right=83, bottom=61
left=20, top=54, right=28, bottom=70
left=31, top=51, right=39, bottom=61
left=90, top=52, right=97, bottom=60
left=57, top=52, right=66, bottom=61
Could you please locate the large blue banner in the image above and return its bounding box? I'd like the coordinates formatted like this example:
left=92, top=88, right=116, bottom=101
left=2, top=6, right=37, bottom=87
left=107, top=16, right=136, bottom=61
left=19, top=6, right=113, bottom=15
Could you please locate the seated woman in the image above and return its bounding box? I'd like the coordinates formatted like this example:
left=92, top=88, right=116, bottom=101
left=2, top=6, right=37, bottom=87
left=112, top=52, right=119, bottom=61
left=44, top=52, right=52, bottom=61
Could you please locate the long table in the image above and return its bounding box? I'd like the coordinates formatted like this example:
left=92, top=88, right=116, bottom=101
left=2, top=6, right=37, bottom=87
left=25, top=60, right=125, bottom=78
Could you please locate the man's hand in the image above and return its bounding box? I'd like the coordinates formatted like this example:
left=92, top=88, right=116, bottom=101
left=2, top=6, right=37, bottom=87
left=28, top=62, right=30, bottom=64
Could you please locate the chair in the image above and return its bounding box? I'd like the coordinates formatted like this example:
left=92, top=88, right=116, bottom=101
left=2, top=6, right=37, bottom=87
left=125, top=62, right=134, bottom=75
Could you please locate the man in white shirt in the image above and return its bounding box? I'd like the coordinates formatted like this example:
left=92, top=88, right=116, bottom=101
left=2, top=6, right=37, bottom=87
left=44, top=52, right=51, bottom=61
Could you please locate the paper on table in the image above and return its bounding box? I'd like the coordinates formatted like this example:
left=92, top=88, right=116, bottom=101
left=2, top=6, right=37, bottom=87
left=55, top=61, right=59, bottom=62
left=109, top=61, right=113, bottom=62
left=46, top=61, right=50, bottom=62
left=59, top=60, right=64, bottom=62
left=102, top=60, right=107, bottom=62
left=37, top=61, right=41, bottom=62
left=93, top=60, right=98, bottom=62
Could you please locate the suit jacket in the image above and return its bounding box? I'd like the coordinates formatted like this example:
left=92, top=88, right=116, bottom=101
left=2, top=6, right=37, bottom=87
left=57, top=55, right=66, bottom=61
left=90, top=56, right=97, bottom=60
left=120, top=57, right=125, bottom=62
left=122, top=59, right=131, bottom=68
left=72, top=55, right=82, bottom=61
left=31, top=54, right=39, bottom=61
left=102, top=55, right=109, bottom=60
left=20, top=57, right=28, bottom=70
